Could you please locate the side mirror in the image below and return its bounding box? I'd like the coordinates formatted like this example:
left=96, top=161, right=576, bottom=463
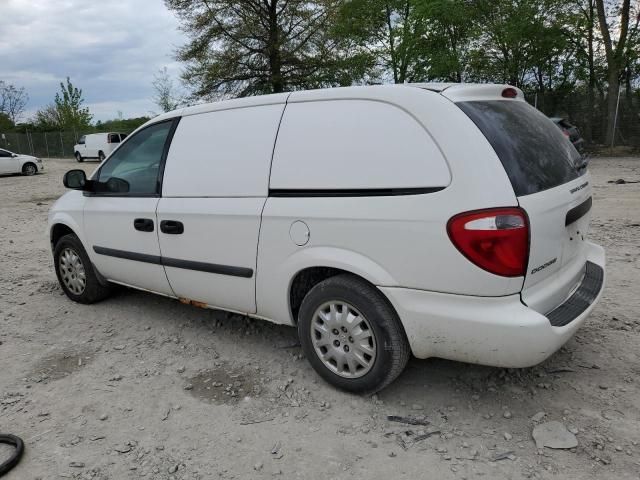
left=63, top=169, right=87, bottom=190
left=12, top=153, right=18, bottom=158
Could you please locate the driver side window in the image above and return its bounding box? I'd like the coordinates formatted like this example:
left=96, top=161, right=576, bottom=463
left=97, top=120, right=174, bottom=195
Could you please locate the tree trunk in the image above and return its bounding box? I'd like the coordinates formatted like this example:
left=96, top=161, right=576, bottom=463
left=595, top=0, right=631, bottom=146
left=586, top=0, right=595, bottom=143
left=605, top=69, right=619, bottom=145
left=268, top=1, right=284, bottom=93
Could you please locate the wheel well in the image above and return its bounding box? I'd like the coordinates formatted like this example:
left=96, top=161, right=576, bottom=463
left=22, top=161, right=36, bottom=171
left=51, top=224, right=75, bottom=247
left=289, top=267, right=351, bottom=323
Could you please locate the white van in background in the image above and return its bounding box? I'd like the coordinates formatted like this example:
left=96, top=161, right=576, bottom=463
left=74, top=132, right=127, bottom=162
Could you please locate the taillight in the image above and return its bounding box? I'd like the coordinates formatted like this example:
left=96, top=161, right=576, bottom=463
left=447, top=208, right=529, bottom=277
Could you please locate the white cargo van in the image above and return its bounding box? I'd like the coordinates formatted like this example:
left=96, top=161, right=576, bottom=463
left=49, top=84, right=605, bottom=393
left=74, top=132, right=127, bottom=162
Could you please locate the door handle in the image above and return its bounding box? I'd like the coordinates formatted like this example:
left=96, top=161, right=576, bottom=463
left=160, top=220, right=184, bottom=235
left=133, top=218, right=154, bottom=232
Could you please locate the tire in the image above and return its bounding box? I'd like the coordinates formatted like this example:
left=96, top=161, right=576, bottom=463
left=98, top=151, right=105, bottom=162
left=298, top=274, right=410, bottom=394
left=53, top=234, right=110, bottom=304
left=75, top=152, right=83, bottom=162
left=22, top=162, right=37, bottom=176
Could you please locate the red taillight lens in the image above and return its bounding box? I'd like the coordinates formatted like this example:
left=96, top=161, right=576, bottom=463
left=447, top=208, right=529, bottom=277
left=501, top=87, right=518, bottom=98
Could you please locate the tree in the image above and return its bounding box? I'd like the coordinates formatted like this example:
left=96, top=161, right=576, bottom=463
left=595, top=0, right=636, bottom=144
left=0, top=112, right=13, bottom=131
left=33, top=103, right=61, bottom=130
left=152, top=67, right=182, bottom=112
left=417, top=0, right=475, bottom=82
left=0, top=81, right=29, bottom=123
left=54, top=77, right=92, bottom=129
left=334, top=0, right=431, bottom=84
left=165, top=0, right=358, bottom=98
left=468, top=0, right=569, bottom=88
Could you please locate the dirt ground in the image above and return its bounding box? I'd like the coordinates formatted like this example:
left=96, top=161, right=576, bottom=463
left=0, top=156, right=639, bottom=480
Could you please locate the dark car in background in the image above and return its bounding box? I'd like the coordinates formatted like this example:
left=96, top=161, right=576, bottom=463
left=550, top=117, right=585, bottom=152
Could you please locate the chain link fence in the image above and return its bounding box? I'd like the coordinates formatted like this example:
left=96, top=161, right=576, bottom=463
left=524, top=89, right=639, bottom=149
left=1, top=131, right=83, bottom=158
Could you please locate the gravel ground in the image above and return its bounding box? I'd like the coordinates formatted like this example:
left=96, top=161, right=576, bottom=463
left=0, top=156, right=639, bottom=480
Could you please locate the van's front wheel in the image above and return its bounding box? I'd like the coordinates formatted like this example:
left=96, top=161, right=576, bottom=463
left=53, top=234, right=110, bottom=304
left=98, top=151, right=105, bottom=162
left=75, top=152, right=83, bottom=162
left=298, top=274, right=410, bottom=394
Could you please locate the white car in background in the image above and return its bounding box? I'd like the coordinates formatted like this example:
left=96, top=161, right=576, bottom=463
left=74, top=132, right=127, bottom=162
left=48, top=83, right=605, bottom=393
left=0, top=148, right=43, bottom=176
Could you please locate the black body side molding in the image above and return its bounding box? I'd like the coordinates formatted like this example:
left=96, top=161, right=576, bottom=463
left=269, top=187, right=445, bottom=198
left=92, top=246, right=253, bottom=278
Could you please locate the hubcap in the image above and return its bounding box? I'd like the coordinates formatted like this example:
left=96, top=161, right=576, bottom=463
left=59, top=248, right=86, bottom=295
left=311, top=301, right=377, bottom=378
left=25, top=165, right=36, bottom=175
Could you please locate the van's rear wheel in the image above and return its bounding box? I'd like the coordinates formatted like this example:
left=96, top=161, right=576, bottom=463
left=298, top=274, right=410, bottom=394
left=75, top=152, right=83, bottom=162
left=53, top=234, right=110, bottom=304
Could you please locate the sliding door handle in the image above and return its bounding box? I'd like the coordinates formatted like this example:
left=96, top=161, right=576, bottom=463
left=133, top=218, right=154, bottom=232
left=160, top=220, right=184, bottom=235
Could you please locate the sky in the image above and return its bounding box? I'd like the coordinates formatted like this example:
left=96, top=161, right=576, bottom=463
left=0, top=0, right=186, bottom=122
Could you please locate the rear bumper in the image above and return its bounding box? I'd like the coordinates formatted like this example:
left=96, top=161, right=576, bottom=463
left=380, top=243, right=605, bottom=367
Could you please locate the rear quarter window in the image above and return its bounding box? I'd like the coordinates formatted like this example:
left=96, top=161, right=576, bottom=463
left=457, top=100, right=582, bottom=196
left=270, top=99, right=450, bottom=190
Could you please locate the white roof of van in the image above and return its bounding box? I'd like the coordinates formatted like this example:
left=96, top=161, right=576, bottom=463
left=152, top=82, right=523, bottom=122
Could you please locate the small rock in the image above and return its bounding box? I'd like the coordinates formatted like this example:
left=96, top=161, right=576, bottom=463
left=184, top=384, right=193, bottom=391
left=503, top=411, right=512, bottom=419
left=615, top=445, right=623, bottom=452
left=99, top=414, right=108, bottom=421
left=531, top=412, right=546, bottom=422
left=69, top=462, right=85, bottom=468
left=254, top=462, right=263, bottom=471
left=114, top=345, right=126, bottom=351
left=504, top=432, right=513, bottom=441
left=109, top=374, right=123, bottom=381
left=532, top=421, right=578, bottom=449
left=168, top=464, right=178, bottom=474
left=176, top=366, right=185, bottom=373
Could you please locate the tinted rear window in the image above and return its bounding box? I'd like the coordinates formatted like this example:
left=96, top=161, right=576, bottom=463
left=458, top=100, right=582, bottom=196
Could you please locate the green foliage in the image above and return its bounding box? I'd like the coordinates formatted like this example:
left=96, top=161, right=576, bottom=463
left=94, top=116, right=150, bottom=133
left=0, top=112, right=14, bottom=131
left=54, top=77, right=93, bottom=129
